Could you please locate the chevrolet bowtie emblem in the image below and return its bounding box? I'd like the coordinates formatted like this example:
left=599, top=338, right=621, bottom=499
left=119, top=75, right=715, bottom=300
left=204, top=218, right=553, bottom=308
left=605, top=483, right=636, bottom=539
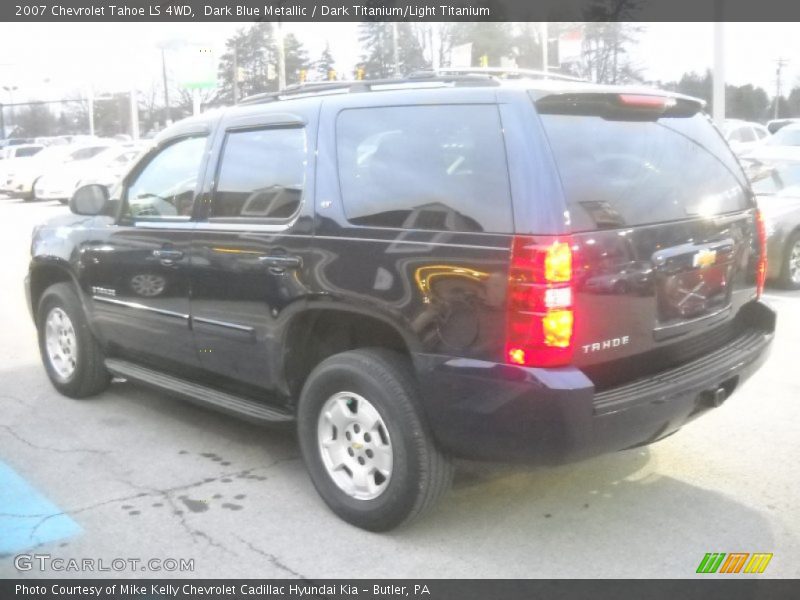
left=352, top=442, right=363, bottom=450
left=693, top=248, right=717, bottom=269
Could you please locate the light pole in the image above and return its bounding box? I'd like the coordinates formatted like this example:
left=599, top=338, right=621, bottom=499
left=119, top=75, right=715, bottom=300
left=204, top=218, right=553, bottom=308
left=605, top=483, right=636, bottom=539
left=3, top=85, right=18, bottom=136
left=276, top=21, right=286, bottom=91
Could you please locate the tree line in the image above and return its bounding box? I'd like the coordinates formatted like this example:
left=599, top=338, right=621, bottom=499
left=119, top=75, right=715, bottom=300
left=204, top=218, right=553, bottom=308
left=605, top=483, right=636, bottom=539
left=5, top=22, right=799, bottom=137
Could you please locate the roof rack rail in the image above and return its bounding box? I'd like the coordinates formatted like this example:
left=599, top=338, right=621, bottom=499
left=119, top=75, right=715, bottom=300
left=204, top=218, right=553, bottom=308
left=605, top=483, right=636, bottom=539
left=239, top=73, right=500, bottom=105
left=436, top=66, right=587, bottom=83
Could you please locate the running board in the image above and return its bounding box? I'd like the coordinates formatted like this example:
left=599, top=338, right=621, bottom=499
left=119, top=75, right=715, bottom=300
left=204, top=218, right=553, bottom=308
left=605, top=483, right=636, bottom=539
left=104, top=358, right=294, bottom=424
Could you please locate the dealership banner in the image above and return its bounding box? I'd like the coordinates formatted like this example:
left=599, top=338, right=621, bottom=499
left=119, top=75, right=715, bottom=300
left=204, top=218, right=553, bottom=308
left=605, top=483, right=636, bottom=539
left=6, top=0, right=800, bottom=22
left=2, top=580, right=799, bottom=600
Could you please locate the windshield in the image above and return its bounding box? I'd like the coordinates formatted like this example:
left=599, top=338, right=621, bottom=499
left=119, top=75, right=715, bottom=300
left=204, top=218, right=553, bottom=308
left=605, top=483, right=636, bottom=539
left=767, top=127, right=800, bottom=147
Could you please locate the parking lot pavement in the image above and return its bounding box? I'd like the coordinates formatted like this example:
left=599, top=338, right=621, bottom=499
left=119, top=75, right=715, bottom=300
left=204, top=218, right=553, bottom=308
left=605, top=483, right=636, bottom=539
left=0, top=195, right=798, bottom=579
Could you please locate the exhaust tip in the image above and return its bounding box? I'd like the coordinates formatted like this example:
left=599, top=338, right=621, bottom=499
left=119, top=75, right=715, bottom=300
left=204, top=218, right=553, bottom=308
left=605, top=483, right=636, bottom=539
left=701, top=386, right=728, bottom=408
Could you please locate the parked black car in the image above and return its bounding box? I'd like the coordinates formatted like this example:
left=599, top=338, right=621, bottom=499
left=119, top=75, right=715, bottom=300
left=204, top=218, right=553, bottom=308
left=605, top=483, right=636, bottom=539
left=26, top=73, right=775, bottom=531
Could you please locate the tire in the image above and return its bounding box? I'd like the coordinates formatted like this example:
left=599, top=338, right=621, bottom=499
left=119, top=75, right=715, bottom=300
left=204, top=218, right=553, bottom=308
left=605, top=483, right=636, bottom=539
left=779, top=231, right=800, bottom=290
left=297, top=348, right=453, bottom=531
left=26, top=178, right=41, bottom=202
left=37, top=282, right=110, bottom=398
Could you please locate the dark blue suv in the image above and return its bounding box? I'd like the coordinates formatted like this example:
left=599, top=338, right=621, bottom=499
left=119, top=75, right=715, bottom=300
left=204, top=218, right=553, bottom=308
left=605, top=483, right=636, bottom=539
left=26, top=72, right=775, bottom=530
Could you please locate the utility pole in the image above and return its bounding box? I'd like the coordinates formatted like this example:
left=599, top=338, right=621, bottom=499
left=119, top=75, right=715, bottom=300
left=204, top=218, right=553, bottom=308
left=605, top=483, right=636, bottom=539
left=774, top=58, right=789, bottom=120
left=161, top=48, right=171, bottom=126
left=541, top=23, right=549, bottom=76
left=276, top=21, right=286, bottom=91
left=429, top=24, right=440, bottom=71
left=2, top=85, right=17, bottom=135
left=232, top=44, right=239, bottom=104
left=129, top=88, right=139, bottom=139
left=392, top=23, right=400, bottom=77
left=86, top=86, right=94, bottom=136
left=712, top=21, right=725, bottom=125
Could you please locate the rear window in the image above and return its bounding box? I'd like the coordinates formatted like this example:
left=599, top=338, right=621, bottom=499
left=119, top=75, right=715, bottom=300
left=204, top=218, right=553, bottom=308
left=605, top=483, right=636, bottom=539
left=537, top=103, right=750, bottom=231
left=336, top=105, right=513, bottom=233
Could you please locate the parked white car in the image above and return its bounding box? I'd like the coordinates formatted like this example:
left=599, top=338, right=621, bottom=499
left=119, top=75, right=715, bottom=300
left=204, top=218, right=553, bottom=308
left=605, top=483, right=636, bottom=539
left=0, top=143, right=44, bottom=160
left=0, top=144, right=45, bottom=189
left=3, top=142, right=114, bottom=200
left=721, top=119, right=770, bottom=155
left=744, top=123, right=800, bottom=163
left=34, top=143, right=146, bottom=204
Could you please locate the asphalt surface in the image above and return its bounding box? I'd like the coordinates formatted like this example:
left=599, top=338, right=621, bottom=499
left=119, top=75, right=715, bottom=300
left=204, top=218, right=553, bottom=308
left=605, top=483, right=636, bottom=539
left=0, top=196, right=798, bottom=579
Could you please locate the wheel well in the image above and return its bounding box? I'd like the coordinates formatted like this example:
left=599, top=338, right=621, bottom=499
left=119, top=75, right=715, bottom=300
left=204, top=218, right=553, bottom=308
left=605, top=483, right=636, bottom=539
left=30, top=264, right=73, bottom=324
left=283, top=309, right=411, bottom=400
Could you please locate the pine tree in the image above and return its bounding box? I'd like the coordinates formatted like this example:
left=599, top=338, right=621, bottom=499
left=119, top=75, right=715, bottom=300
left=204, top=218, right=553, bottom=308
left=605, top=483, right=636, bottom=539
left=216, top=23, right=311, bottom=102
left=284, top=33, right=311, bottom=85
left=358, top=22, right=393, bottom=79
left=316, top=42, right=336, bottom=80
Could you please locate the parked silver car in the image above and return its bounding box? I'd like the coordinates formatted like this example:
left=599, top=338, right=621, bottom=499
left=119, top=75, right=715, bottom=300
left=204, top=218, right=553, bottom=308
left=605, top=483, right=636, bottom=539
left=747, top=158, right=800, bottom=289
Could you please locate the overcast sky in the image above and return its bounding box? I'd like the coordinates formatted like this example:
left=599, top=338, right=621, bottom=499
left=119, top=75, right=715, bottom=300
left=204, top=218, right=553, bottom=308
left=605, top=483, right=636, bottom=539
left=0, top=22, right=797, bottom=103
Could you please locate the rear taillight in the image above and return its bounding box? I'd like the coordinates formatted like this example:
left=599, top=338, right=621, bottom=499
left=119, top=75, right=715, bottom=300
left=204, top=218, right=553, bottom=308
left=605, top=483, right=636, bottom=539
left=505, top=236, right=575, bottom=367
left=755, top=209, right=767, bottom=298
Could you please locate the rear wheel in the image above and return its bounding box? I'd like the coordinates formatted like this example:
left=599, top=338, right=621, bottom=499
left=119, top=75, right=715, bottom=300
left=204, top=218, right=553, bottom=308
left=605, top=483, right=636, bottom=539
left=26, top=178, right=41, bottom=202
left=37, top=282, right=110, bottom=398
left=297, top=349, right=453, bottom=531
left=779, top=231, right=800, bottom=290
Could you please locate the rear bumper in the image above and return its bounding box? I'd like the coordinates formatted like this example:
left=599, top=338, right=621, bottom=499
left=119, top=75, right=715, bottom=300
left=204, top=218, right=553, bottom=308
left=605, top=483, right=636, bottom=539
left=416, top=301, right=776, bottom=464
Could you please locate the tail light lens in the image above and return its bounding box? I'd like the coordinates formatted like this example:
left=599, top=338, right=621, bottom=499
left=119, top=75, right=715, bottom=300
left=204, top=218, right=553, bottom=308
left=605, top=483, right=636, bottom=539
left=755, top=209, right=767, bottom=298
left=505, top=236, right=575, bottom=367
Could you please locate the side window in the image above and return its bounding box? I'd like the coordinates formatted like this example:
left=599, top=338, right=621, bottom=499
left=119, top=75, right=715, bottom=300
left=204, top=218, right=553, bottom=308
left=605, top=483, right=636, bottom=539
left=16, top=146, right=41, bottom=158
left=210, top=127, right=306, bottom=221
left=336, top=105, right=513, bottom=233
left=124, top=136, right=207, bottom=220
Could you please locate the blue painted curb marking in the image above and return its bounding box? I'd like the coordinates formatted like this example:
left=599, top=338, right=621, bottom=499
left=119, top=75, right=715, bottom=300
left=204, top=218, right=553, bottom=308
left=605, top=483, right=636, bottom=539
left=0, top=461, right=81, bottom=554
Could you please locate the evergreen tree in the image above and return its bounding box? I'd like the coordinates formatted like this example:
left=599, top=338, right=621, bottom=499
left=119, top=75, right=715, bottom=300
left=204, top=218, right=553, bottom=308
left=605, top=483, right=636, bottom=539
left=284, top=33, right=310, bottom=86
left=447, top=23, right=515, bottom=67
left=216, top=23, right=310, bottom=103
left=316, top=42, right=336, bottom=80
left=358, top=22, right=393, bottom=79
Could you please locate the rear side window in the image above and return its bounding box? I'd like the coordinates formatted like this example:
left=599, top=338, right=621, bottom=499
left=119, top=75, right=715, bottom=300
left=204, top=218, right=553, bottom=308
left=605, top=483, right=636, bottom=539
left=16, top=146, right=41, bottom=158
left=70, top=146, right=107, bottom=160
left=537, top=107, right=750, bottom=231
left=211, top=127, right=306, bottom=221
left=336, top=105, right=513, bottom=233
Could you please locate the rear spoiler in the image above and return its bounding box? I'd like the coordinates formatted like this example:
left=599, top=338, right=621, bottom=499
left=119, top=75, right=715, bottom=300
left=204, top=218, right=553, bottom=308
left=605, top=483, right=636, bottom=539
left=534, top=92, right=705, bottom=120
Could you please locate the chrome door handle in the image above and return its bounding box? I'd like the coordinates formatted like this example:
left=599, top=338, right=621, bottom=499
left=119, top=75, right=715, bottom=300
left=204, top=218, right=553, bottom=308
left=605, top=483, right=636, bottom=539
left=258, top=255, right=302, bottom=269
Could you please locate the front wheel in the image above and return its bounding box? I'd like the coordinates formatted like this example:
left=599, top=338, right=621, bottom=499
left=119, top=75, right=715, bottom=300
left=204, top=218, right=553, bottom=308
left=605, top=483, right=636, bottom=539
left=297, top=349, right=453, bottom=531
left=37, top=282, right=110, bottom=398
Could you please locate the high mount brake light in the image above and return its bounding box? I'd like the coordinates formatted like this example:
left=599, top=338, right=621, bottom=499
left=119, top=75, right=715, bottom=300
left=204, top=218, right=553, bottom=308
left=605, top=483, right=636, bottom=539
left=505, top=237, right=575, bottom=367
left=755, top=209, right=767, bottom=298
left=617, top=94, right=676, bottom=110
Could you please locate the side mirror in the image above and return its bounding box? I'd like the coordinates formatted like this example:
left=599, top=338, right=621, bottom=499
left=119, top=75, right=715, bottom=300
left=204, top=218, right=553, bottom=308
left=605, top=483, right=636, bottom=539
left=70, top=184, right=109, bottom=216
